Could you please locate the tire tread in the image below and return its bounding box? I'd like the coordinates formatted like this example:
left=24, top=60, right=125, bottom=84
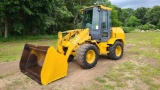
left=76, top=44, right=98, bottom=69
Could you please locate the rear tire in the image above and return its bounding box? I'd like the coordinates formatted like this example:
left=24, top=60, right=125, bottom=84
left=108, top=41, right=123, bottom=60
left=76, top=44, right=99, bottom=69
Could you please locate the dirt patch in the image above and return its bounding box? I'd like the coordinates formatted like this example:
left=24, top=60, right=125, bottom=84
left=0, top=58, right=119, bottom=90
left=0, top=60, right=19, bottom=76
left=145, top=58, right=160, bottom=68
left=0, top=79, right=6, bottom=90
left=49, top=58, right=120, bottom=90
left=125, top=79, right=149, bottom=90
left=0, top=44, right=132, bottom=90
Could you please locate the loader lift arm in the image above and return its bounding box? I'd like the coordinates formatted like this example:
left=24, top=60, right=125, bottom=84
left=57, top=29, right=91, bottom=56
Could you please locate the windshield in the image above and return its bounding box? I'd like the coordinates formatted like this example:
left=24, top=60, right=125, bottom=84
left=82, top=7, right=99, bottom=30
left=83, top=9, right=93, bottom=29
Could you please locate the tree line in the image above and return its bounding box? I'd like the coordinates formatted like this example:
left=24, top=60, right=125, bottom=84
left=0, top=0, right=160, bottom=38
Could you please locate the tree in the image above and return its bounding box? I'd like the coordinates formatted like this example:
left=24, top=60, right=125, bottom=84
left=0, top=0, right=73, bottom=37
left=95, top=0, right=111, bottom=5
left=146, top=6, right=160, bottom=25
left=115, top=7, right=123, bottom=24
left=2, top=0, right=160, bottom=38
left=110, top=6, right=122, bottom=27
left=119, top=8, right=134, bottom=26
left=157, top=21, right=160, bottom=29
left=0, top=0, right=22, bottom=38
left=134, top=7, right=148, bottom=24
left=126, top=16, right=140, bottom=27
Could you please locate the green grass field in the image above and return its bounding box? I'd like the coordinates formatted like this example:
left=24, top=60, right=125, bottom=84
left=0, top=35, right=57, bottom=62
left=0, top=32, right=160, bottom=90
left=84, top=32, right=160, bottom=90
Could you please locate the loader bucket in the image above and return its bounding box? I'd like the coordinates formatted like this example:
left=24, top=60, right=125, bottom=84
left=20, top=44, right=68, bottom=85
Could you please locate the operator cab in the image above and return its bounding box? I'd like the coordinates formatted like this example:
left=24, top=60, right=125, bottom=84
left=82, top=6, right=112, bottom=42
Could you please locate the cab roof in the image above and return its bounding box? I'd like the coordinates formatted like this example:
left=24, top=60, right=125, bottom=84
left=81, top=5, right=112, bottom=12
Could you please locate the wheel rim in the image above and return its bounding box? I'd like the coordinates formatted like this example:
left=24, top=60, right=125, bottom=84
left=115, top=46, right=122, bottom=57
left=86, top=50, right=96, bottom=64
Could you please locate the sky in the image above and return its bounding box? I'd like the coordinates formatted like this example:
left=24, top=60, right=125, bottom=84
left=109, top=0, right=160, bottom=9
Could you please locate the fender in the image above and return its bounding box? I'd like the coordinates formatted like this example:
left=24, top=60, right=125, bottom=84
left=107, top=38, right=124, bottom=45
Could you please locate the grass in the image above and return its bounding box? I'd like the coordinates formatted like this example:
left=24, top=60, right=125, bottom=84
left=5, top=76, right=32, bottom=90
left=104, top=84, right=114, bottom=90
left=0, top=35, right=57, bottom=62
left=0, top=75, right=3, bottom=78
left=95, top=77, right=106, bottom=83
left=0, top=35, right=58, bottom=42
left=0, top=32, right=160, bottom=90
left=84, top=32, right=160, bottom=90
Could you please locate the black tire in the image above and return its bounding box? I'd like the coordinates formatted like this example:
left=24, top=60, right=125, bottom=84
left=68, top=55, right=74, bottom=62
left=108, top=41, right=123, bottom=60
left=76, top=44, right=99, bottom=69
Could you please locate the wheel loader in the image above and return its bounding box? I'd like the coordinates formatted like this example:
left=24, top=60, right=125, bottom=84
left=20, top=5, right=124, bottom=85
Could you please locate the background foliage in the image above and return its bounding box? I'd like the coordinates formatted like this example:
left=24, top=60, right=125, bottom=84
left=0, top=0, right=160, bottom=38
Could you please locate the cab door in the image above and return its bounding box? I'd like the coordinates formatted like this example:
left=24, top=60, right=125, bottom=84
left=100, top=10, right=111, bottom=42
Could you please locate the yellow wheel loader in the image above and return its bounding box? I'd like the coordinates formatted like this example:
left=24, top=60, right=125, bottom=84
left=20, top=5, right=125, bottom=85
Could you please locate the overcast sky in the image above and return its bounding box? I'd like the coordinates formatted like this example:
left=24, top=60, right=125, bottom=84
left=109, top=0, right=160, bottom=9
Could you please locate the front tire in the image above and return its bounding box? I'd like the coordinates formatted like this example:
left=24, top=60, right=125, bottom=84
left=68, top=55, right=74, bottom=62
left=76, top=44, right=99, bottom=69
left=108, top=41, right=123, bottom=60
